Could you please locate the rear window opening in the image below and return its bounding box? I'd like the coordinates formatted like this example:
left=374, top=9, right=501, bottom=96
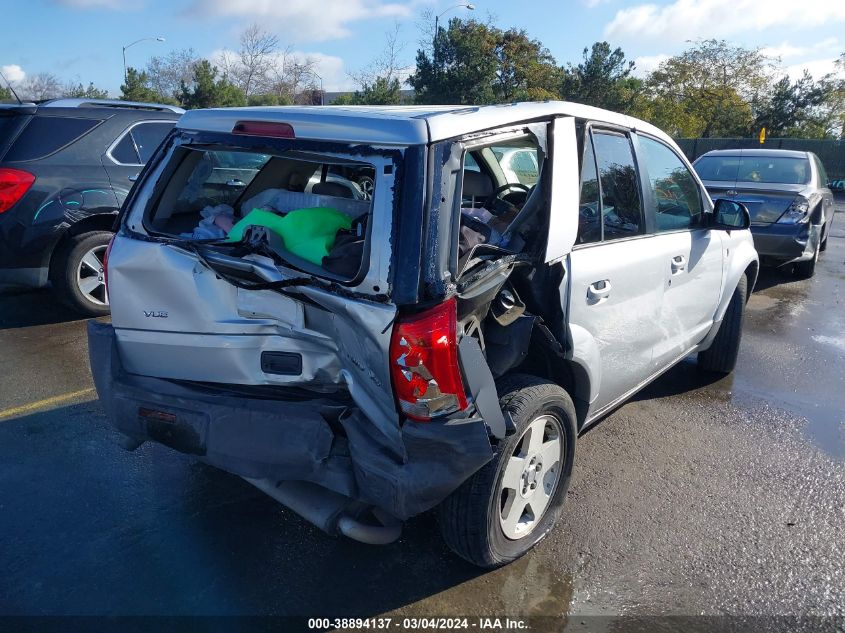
left=146, top=144, right=377, bottom=282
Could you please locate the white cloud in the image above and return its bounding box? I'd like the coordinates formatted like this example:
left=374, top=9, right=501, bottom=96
left=583, top=0, right=608, bottom=7
left=605, top=0, right=845, bottom=43
left=0, top=64, right=26, bottom=84
left=190, top=0, right=413, bottom=42
left=632, top=54, right=669, bottom=77
left=786, top=57, right=840, bottom=81
left=761, top=38, right=840, bottom=61
left=760, top=43, right=807, bottom=60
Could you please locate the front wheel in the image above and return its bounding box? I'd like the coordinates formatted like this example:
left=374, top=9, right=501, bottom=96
left=698, top=274, right=747, bottom=374
left=438, top=374, right=577, bottom=568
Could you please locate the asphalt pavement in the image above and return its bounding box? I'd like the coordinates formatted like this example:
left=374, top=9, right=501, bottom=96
left=1, top=213, right=843, bottom=626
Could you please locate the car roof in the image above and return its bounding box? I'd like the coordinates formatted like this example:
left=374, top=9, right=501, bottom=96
left=698, top=149, right=809, bottom=160
left=176, top=101, right=676, bottom=146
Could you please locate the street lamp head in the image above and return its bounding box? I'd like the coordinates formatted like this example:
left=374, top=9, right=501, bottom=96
left=156, top=37, right=166, bottom=42
left=465, top=3, right=475, bottom=9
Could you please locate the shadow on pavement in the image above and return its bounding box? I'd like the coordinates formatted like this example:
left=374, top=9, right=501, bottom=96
left=751, top=266, right=800, bottom=292
left=0, top=401, right=490, bottom=617
left=0, top=289, right=87, bottom=329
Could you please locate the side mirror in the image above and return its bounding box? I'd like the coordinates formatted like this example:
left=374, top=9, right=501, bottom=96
left=711, top=198, right=750, bottom=230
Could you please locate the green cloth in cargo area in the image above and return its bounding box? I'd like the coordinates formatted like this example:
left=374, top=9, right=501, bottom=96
left=227, top=207, right=353, bottom=265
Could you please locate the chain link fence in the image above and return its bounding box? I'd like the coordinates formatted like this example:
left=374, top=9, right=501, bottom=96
left=675, top=138, right=845, bottom=180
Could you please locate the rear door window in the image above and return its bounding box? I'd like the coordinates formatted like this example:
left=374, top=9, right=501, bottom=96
left=4, top=116, right=100, bottom=162
left=132, top=122, right=175, bottom=163
left=110, top=121, right=175, bottom=165
left=591, top=130, right=643, bottom=240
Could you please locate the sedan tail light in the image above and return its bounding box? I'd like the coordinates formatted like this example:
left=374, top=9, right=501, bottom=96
left=0, top=168, right=35, bottom=213
left=389, top=297, right=468, bottom=421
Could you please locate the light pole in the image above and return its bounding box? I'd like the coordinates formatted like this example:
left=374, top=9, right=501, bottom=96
left=433, top=4, right=474, bottom=78
left=310, top=70, right=324, bottom=106
left=122, top=36, right=165, bottom=84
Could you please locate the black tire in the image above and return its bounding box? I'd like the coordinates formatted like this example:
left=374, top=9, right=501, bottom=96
left=438, top=374, right=577, bottom=568
left=793, top=244, right=818, bottom=279
left=698, top=274, right=747, bottom=374
left=50, top=230, right=112, bottom=317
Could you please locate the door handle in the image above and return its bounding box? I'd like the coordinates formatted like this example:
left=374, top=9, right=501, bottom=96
left=671, top=255, right=687, bottom=273
left=587, top=279, right=612, bottom=303
left=128, top=173, right=139, bottom=182
left=226, top=179, right=246, bottom=187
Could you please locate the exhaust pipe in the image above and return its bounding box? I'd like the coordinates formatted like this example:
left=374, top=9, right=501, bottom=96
left=244, top=478, right=402, bottom=545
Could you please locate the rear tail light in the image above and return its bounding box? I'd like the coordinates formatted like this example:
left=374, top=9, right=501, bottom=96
left=0, top=168, right=35, bottom=213
left=232, top=121, right=295, bottom=138
left=103, top=234, right=116, bottom=295
left=389, top=297, right=468, bottom=421
left=777, top=196, right=811, bottom=224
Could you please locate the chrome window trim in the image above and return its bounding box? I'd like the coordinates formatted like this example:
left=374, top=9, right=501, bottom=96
left=106, top=120, right=176, bottom=167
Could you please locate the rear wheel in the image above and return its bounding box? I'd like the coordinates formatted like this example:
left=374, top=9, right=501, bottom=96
left=438, top=374, right=577, bottom=568
left=698, top=274, right=747, bottom=374
left=50, top=230, right=112, bottom=317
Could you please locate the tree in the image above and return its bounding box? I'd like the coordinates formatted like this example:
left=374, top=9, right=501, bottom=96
left=344, top=23, right=407, bottom=105
left=644, top=40, right=773, bottom=137
left=410, top=18, right=559, bottom=105
left=230, top=24, right=280, bottom=98
left=560, top=42, right=638, bottom=112
left=180, top=60, right=246, bottom=109
left=18, top=72, right=62, bottom=101
left=121, top=67, right=171, bottom=103
left=62, top=81, right=109, bottom=99
left=0, top=85, right=11, bottom=102
left=146, top=48, right=199, bottom=103
left=753, top=72, right=830, bottom=138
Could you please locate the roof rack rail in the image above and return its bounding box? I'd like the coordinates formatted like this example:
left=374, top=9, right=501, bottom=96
left=40, top=98, right=185, bottom=114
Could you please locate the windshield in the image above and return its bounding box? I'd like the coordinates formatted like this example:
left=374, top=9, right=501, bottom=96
left=694, top=155, right=811, bottom=185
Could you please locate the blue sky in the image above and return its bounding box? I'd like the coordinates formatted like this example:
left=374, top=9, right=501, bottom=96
left=2, top=0, right=843, bottom=97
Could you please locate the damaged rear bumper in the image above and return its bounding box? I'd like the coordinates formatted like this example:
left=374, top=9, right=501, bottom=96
left=88, top=321, right=494, bottom=521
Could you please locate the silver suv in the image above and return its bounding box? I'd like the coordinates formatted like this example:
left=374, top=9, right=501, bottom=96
left=88, top=102, right=758, bottom=568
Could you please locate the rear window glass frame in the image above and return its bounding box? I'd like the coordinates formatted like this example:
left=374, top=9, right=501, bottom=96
left=3, top=115, right=102, bottom=162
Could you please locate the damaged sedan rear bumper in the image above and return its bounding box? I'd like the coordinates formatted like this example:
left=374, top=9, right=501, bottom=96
left=88, top=321, right=494, bottom=522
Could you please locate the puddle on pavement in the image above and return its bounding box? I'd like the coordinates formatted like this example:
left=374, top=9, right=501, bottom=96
left=390, top=553, right=573, bottom=626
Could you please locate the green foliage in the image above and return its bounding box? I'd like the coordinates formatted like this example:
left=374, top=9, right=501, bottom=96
left=560, top=42, right=638, bottom=112
left=0, top=85, right=11, bottom=101
left=643, top=40, right=772, bottom=137
left=753, top=72, right=832, bottom=138
left=338, top=76, right=403, bottom=105
left=120, top=68, right=173, bottom=104
left=247, top=92, right=292, bottom=106
left=63, top=82, right=109, bottom=99
left=409, top=19, right=560, bottom=105
left=180, top=60, right=246, bottom=109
